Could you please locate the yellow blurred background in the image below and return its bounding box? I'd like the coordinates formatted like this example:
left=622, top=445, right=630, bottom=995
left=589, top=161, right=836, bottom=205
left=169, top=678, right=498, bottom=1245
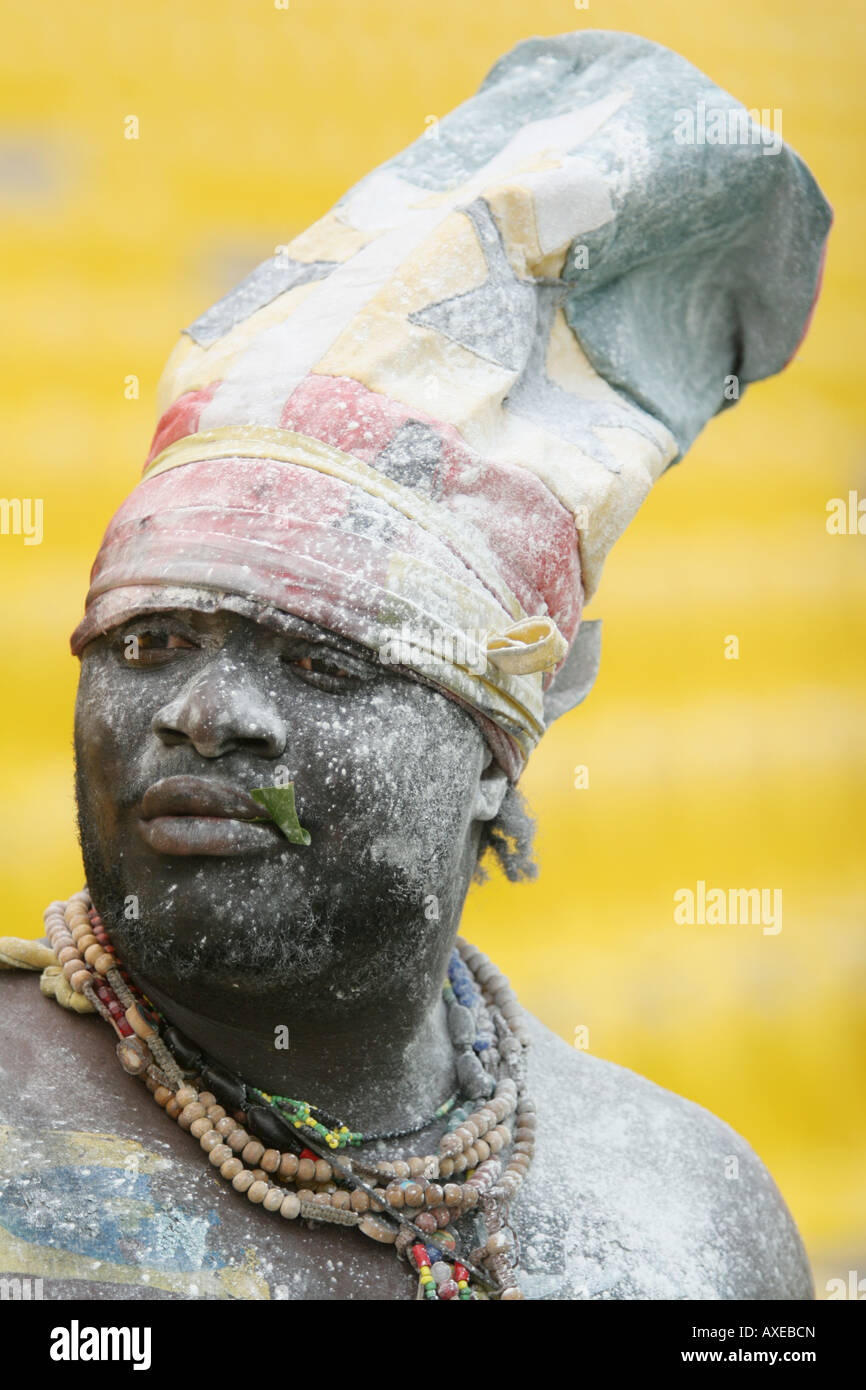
left=1, top=0, right=863, bottom=1295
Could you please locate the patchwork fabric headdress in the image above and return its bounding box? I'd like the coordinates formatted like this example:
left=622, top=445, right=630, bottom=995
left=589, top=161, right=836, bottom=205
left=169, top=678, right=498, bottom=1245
left=71, top=30, right=831, bottom=779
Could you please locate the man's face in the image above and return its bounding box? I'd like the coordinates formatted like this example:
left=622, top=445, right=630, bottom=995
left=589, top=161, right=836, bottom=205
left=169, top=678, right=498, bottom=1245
left=73, top=606, right=502, bottom=1020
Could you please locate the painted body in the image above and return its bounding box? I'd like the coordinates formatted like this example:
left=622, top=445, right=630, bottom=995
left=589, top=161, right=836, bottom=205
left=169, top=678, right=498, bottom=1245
left=0, top=971, right=812, bottom=1300
left=0, top=606, right=812, bottom=1300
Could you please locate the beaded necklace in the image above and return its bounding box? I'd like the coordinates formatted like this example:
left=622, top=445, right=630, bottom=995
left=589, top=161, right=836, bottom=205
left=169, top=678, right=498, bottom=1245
left=42, top=888, right=535, bottom=1300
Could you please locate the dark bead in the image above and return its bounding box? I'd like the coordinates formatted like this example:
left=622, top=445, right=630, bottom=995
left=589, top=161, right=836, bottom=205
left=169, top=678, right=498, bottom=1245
left=456, top=1049, right=493, bottom=1098
left=447, top=1004, right=476, bottom=1046
left=136, top=1000, right=160, bottom=1029
left=246, top=1104, right=301, bottom=1150
left=199, top=1059, right=247, bottom=1111
left=162, top=1026, right=203, bottom=1070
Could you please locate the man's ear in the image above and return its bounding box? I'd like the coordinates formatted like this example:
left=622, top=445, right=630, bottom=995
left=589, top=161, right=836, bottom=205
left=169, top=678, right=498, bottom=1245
left=472, top=756, right=509, bottom=822
left=543, top=620, right=602, bottom=725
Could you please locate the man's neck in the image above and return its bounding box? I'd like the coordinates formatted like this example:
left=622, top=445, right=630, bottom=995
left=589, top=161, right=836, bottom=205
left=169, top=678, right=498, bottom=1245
left=130, top=970, right=459, bottom=1134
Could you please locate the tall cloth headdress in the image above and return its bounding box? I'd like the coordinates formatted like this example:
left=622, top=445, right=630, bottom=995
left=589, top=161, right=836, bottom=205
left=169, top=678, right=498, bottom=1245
left=71, top=31, right=831, bottom=779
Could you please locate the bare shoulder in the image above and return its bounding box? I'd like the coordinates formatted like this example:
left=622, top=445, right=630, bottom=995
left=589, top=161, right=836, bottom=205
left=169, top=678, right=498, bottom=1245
left=512, top=1013, right=814, bottom=1301
left=0, top=971, right=417, bottom=1301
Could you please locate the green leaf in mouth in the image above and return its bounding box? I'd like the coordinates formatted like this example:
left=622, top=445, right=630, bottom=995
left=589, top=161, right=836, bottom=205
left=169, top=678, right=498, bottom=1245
left=249, top=783, right=311, bottom=846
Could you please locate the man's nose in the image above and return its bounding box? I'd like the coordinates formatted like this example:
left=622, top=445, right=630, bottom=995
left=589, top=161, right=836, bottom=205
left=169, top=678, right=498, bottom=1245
left=151, top=658, right=287, bottom=759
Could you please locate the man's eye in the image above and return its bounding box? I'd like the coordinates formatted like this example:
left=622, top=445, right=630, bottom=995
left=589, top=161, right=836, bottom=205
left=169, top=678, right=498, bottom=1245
left=120, top=631, right=198, bottom=666
left=294, top=654, right=352, bottom=679
left=285, top=651, right=372, bottom=691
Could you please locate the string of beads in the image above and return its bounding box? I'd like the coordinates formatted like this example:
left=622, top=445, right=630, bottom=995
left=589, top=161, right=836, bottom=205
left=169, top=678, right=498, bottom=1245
left=42, top=888, right=536, bottom=1300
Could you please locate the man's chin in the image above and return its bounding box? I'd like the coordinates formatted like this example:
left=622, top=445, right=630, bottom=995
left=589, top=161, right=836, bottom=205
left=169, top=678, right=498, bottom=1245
left=84, top=833, right=314, bottom=912
left=79, top=859, right=330, bottom=986
left=97, top=907, right=337, bottom=988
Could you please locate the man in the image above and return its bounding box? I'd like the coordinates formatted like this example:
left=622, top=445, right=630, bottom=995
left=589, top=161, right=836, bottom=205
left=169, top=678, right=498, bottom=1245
left=0, top=31, right=830, bottom=1299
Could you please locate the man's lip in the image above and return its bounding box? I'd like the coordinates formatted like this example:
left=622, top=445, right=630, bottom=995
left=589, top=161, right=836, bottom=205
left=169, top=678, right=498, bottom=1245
left=140, top=776, right=266, bottom=821
left=137, top=815, right=281, bottom=857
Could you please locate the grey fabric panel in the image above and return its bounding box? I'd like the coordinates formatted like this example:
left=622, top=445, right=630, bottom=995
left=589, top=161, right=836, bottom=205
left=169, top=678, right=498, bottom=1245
left=409, top=199, right=536, bottom=373
left=373, top=420, right=443, bottom=496
left=505, top=288, right=668, bottom=474
left=186, top=256, right=338, bottom=346
left=543, top=619, right=602, bottom=724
